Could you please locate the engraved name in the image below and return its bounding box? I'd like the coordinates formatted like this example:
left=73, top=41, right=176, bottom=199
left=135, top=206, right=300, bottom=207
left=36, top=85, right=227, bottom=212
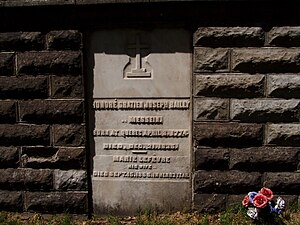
left=129, top=116, right=163, bottom=124
left=93, top=171, right=190, bottom=179
left=94, top=129, right=189, bottom=137
left=103, top=143, right=179, bottom=151
left=93, top=100, right=190, bottom=110
left=113, top=155, right=171, bottom=163
left=128, top=164, right=153, bottom=170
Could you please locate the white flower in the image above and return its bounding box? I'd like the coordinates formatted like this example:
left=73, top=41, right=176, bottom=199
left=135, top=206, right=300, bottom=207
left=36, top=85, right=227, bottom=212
left=275, top=197, right=285, bottom=210
left=247, top=207, right=259, bottom=220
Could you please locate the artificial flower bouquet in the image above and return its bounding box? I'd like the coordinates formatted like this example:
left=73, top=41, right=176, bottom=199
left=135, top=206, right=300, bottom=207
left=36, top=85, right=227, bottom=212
left=242, top=187, right=285, bottom=220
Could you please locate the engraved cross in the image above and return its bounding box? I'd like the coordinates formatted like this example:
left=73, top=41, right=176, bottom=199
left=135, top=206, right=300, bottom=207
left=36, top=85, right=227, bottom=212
left=126, top=34, right=151, bottom=78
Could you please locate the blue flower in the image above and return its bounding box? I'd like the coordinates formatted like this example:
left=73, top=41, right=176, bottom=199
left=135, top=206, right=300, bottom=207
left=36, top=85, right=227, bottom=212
left=248, top=192, right=258, bottom=204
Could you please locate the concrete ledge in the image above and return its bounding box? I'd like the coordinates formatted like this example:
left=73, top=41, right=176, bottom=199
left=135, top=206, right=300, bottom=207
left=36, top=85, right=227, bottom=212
left=0, top=0, right=280, bottom=7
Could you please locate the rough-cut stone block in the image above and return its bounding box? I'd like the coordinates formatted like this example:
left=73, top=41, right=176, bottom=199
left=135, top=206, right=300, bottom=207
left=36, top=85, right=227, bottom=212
left=21, top=147, right=86, bottom=169
left=266, top=124, right=300, bottom=146
left=194, top=194, right=227, bottom=212
left=19, top=100, right=84, bottom=124
left=0, top=76, right=48, bottom=99
left=0, top=101, right=16, bottom=123
left=195, top=148, right=229, bottom=170
left=54, top=170, right=87, bottom=190
left=194, top=27, right=264, bottom=47
left=0, top=191, right=22, bottom=211
left=232, top=48, right=300, bottom=74
left=268, top=75, right=300, bottom=98
left=227, top=195, right=245, bottom=208
left=53, top=124, right=85, bottom=147
left=0, top=53, right=14, bottom=75
left=0, top=0, right=74, bottom=6
left=230, top=147, right=299, bottom=172
left=51, top=76, right=83, bottom=98
left=231, top=99, right=300, bottom=122
left=263, top=173, right=300, bottom=194
left=194, top=123, right=263, bottom=148
left=17, top=51, right=81, bottom=75
left=194, top=99, right=229, bottom=121
left=0, top=124, right=50, bottom=146
left=194, top=170, right=261, bottom=194
left=47, top=30, right=81, bottom=50
left=194, top=48, right=229, bottom=72
left=0, top=147, right=19, bottom=168
left=0, top=32, right=44, bottom=51
left=25, top=192, right=88, bottom=213
left=0, top=168, right=52, bottom=190
left=194, top=74, right=265, bottom=98
left=268, top=27, right=300, bottom=47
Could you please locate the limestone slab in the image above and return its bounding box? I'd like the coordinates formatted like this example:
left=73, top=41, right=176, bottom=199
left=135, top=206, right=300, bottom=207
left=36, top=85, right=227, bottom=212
left=90, top=29, right=191, bottom=215
left=90, top=29, right=191, bottom=98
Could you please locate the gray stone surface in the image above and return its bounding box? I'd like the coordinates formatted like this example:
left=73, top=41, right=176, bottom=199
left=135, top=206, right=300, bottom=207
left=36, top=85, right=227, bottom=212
left=266, top=124, right=300, bottom=146
left=194, top=48, right=229, bottom=72
left=268, top=27, right=300, bottom=47
left=230, top=99, right=300, bottom=122
left=54, top=170, right=87, bottom=190
left=194, top=98, right=229, bottom=121
left=194, top=27, right=264, bottom=47
left=90, top=29, right=191, bottom=98
left=90, top=28, right=191, bottom=214
left=232, top=48, right=300, bottom=73
left=0, top=0, right=74, bottom=7
left=194, top=74, right=265, bottom=98
left=268, top=74, right=300, bottom=98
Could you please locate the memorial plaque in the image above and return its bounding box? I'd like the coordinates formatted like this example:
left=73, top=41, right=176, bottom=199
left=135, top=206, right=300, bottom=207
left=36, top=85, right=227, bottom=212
left=90, top=29, right=191, bottom=214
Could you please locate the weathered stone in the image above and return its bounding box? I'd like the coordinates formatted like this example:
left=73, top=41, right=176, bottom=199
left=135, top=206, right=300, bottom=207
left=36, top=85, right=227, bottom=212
left=227, top=195, right=245, bottom=208
left=51, top=76, right=83, bottom=98
left=0, top=32, right=44, bottom=51
left=194, top=99, right=229, bottom=121
left=268, top=74, right=300, bottom=98
left=266, top=124, right=300, bottom=146
left=230, top=147, right=299, bottom=171
left=25, top=192, right=88, bottom=213
left=194, top=48, right=229, bottom=72
left=194, top=74, right=265, bottom=98
left=0, top=101, right=16, bottom=123
left=263, top=172, right=300, bottom=194
left=0, top=124, right=50, bottom=146
left=47, top=30, right=81, bottom=50
left=0, top=0, right=74, bottom=6
left=54, top=170, right=87, bottom=190
left=268, top=27, right=300, bottom=47
left=232, top=48, right=300, bottom=73
left=21, top=147, right=86, bottom=169
left=195, top=148, right=229, bottom=170
left=17, top=51, right=81, bottom=75
left=0, top=168, right=52, bottom=190
left=194, top=123, right=263, bottom=147
left=53, top=124, right=85, bottom=147
left=194, top=194, right=227, bottom=212
left=194, top=170, right=261, bottom=194
left=19, top=100, right=84, bottom=124
left=0, top=53, right=14, bottom=75
left=231, top=99, right=300, bottom=122
left=194, top=27, right=264, bottom=47
left=0, top=76, right=48, bottom=99
left=0, top=147, right=19, bottom=168
left=0, top=191, right=22, bottom=211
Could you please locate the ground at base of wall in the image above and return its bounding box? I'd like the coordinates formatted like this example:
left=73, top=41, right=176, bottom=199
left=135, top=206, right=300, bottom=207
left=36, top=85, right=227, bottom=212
left=1, top=209, right=300, bottom=225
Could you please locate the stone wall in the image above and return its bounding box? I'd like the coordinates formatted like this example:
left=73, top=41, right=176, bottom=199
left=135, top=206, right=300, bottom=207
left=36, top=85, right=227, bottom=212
left=0, top=31, right=88, bottom=214
left=193, top=27, right=300, bottom=212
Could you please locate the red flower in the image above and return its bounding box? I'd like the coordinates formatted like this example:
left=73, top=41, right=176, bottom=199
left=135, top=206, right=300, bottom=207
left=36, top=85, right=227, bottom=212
left=242, top=195, right=250, bottom=207
left=259, top=187, right=273, bottom=201
left=253, top=194, right=268, bottom=208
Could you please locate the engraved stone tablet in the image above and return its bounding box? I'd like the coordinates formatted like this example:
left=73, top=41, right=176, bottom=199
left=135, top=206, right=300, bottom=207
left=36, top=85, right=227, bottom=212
left=90, top=29, right=191, bottom=215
